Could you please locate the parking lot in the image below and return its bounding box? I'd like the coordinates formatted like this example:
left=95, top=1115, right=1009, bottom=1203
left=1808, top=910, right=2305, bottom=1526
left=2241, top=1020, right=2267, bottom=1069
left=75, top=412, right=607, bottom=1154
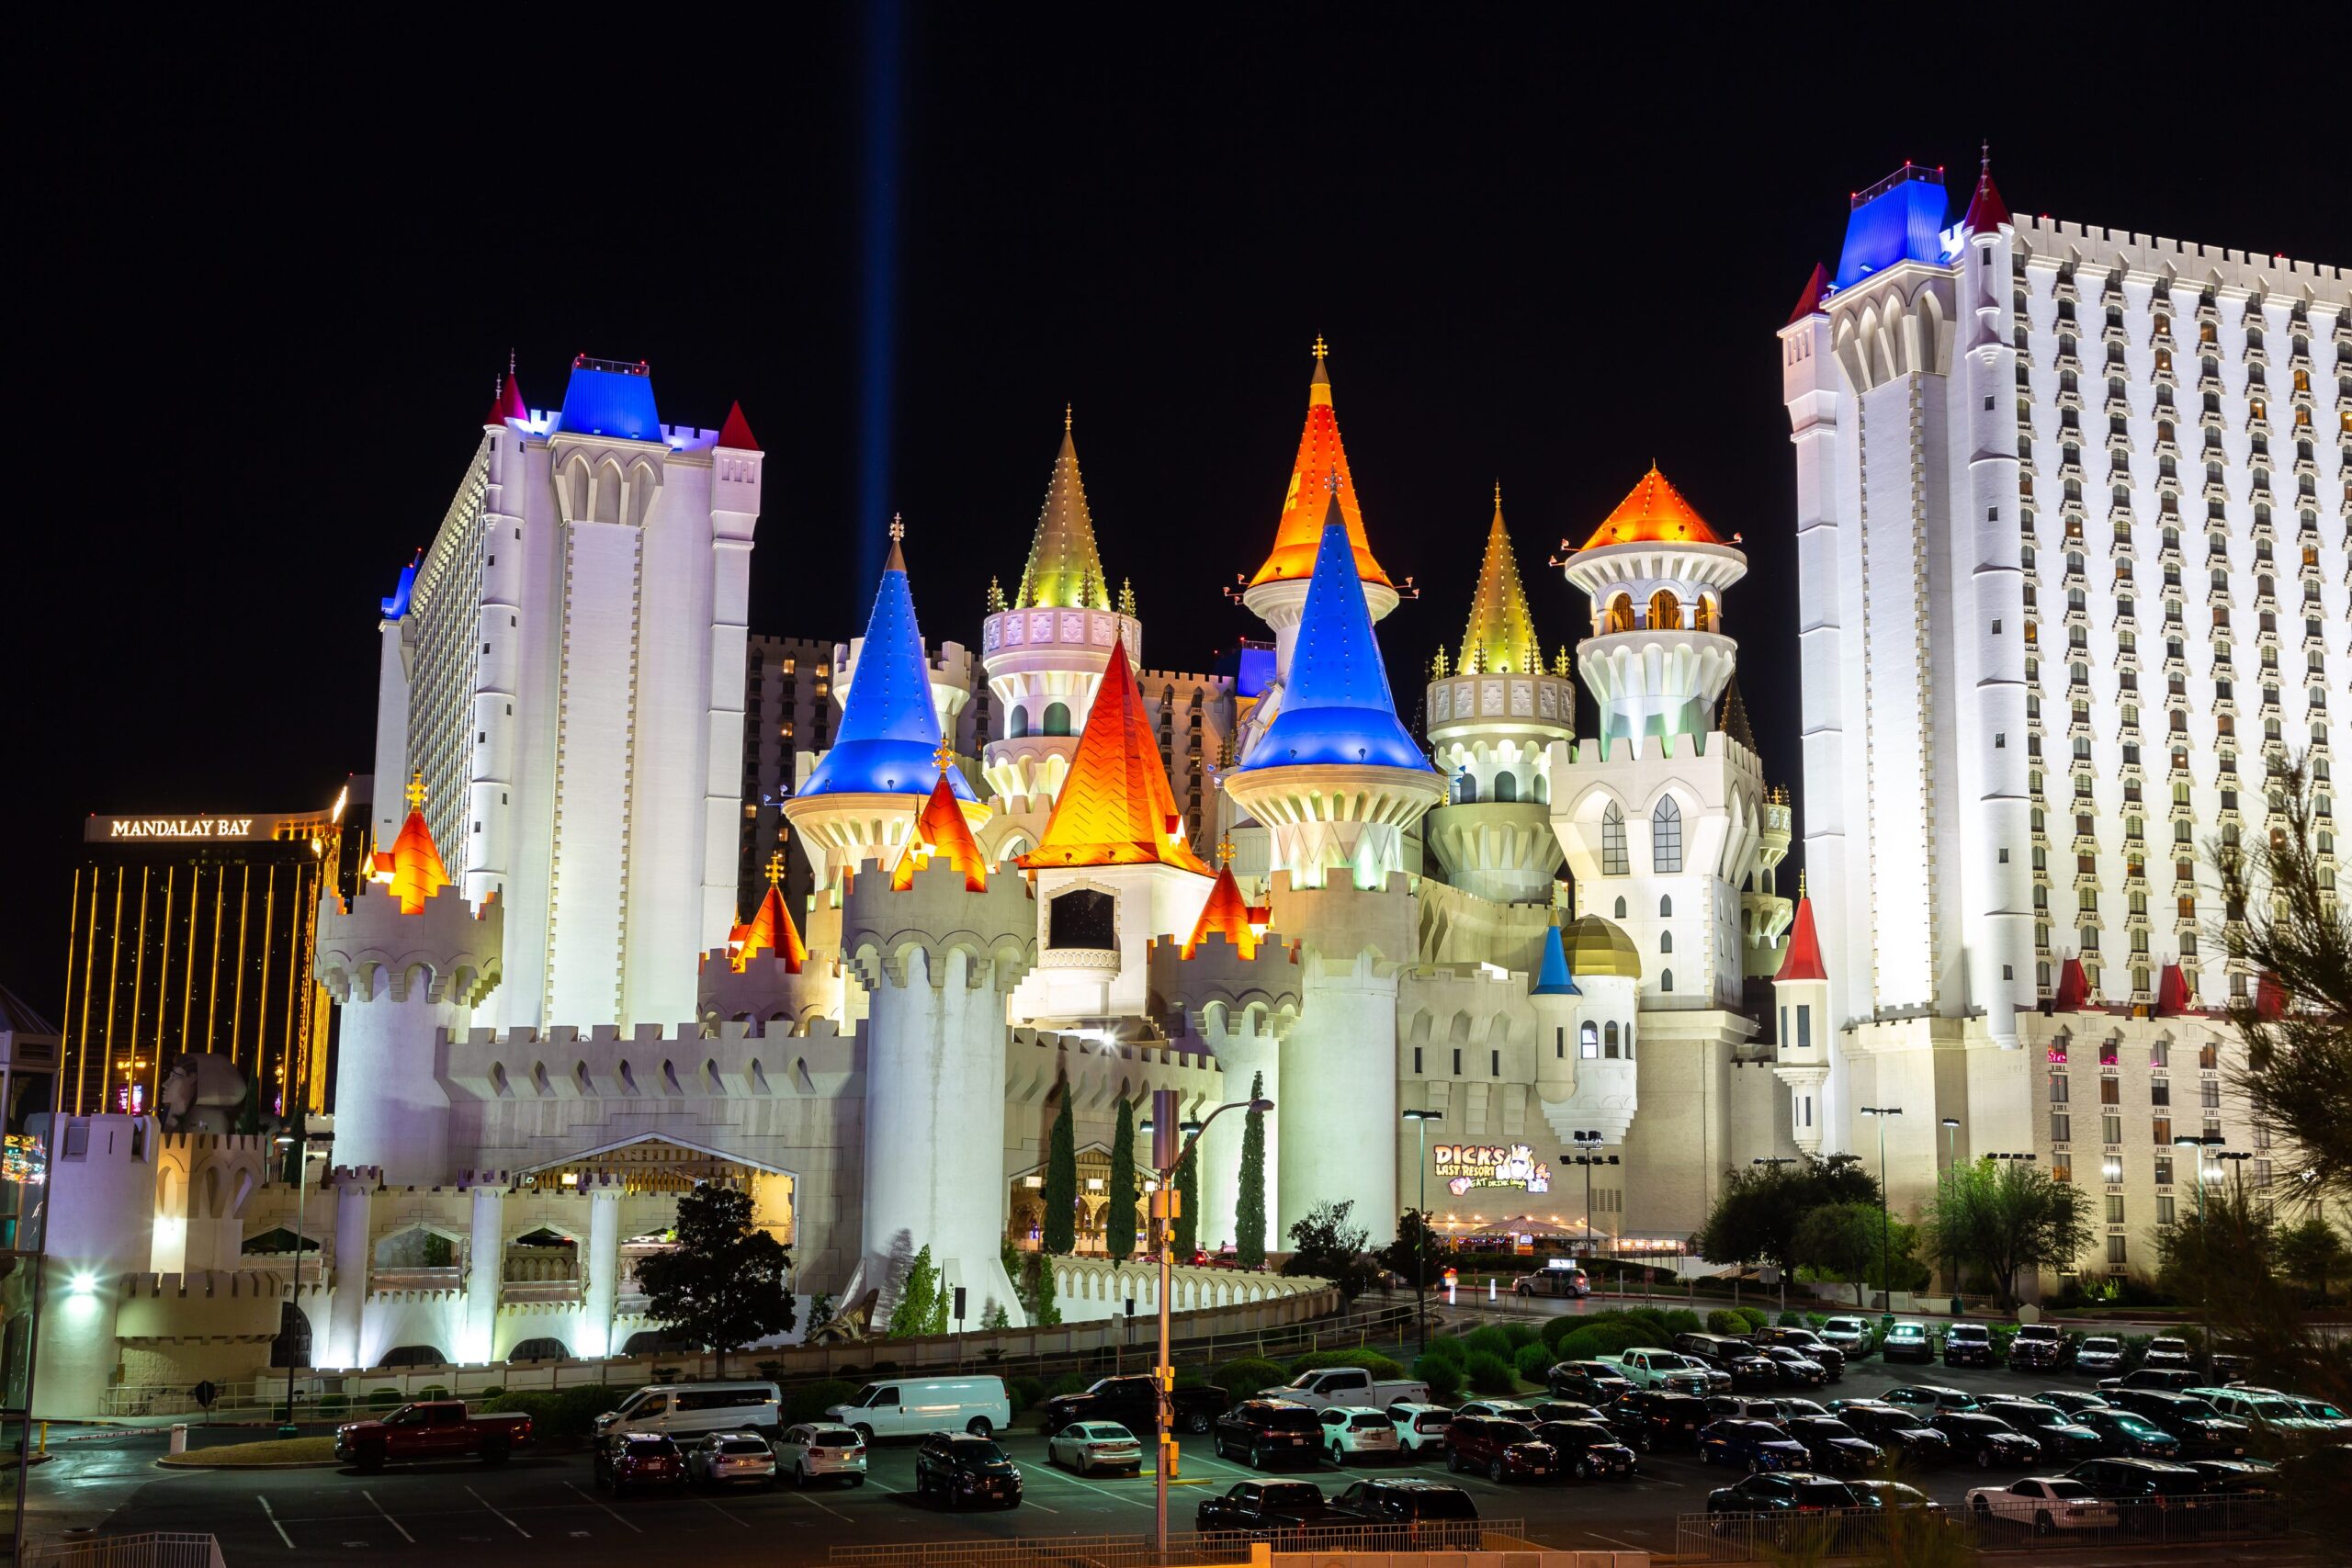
left=81, top=1354, right=2305, bottom=1566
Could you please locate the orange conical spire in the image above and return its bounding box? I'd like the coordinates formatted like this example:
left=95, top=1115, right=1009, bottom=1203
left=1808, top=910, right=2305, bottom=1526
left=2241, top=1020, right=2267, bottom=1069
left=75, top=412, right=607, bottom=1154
left=1022, top=636, right=1212, bottom=874
left=1249, top=340, right=1391, bottom=590
left=735, top=847, right=807, bottom=971
left=1576, top=464, right=1724, bottom=551
left=386, top=771, right=453, bottom=914
left=893, top=743, right=989, bottom=892
left=1182, top=840, right=1259, bottom=959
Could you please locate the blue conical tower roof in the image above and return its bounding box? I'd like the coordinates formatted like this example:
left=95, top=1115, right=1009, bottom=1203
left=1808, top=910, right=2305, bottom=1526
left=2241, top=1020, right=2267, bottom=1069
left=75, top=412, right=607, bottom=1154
left=1530, top=924, right=1580, bottom=997
left=1239, top=499, right=1434, bottom=773
left=800, top=533, right=976, bottom=801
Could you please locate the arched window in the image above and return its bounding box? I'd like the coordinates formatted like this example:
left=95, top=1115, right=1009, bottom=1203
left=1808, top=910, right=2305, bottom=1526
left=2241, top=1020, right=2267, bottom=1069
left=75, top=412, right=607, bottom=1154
left=1659, top=968, right=1675, bottom=993
left=1602, top=803, right=1628, bottom=875
left=1008, top=705, right=1031, bottom=739
left=1648, top=591, right=1681, bottom=630
left=1493, top=772, right=1519, bottom=804
left=1604, top=1021, right=1619, bottom=1058
left=1579, top=1022, right=1599, bottom=1058
left=1043, top=702, right=1073, bottom=737
left=1533, top=773, right=1550, bottom=805
left=1452, top=768, right=1478, bottom=805
left=1624, top=1024, right=1634, bottom=1058
left=1653, top=798, right=1683, bottom=874
left=1613, top=896, right=1627, bottom=918
left=1658, top=895, right=1673, bottom=918
left=1606, top=593, right=1635, bottom=634
left=1659, top=931, right=1674, bottom=953
left=1693, top=595, right=1715, bottom=632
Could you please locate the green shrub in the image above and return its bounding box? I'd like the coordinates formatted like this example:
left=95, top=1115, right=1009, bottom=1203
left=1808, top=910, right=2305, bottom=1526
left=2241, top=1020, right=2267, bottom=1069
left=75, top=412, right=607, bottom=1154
left=416, top=1385, right=450, bottom=1402
left=474, top=1385, right=503, bottom=1403
left=317, top=1393, right=350, bottom=1419
left=367, top=1387, right=403, bottom=1409
left=1706, top=1309, right=1747, bottom=1336
left=1419, top=1335, right=1469, bottom=1367
left=1463, top=1325, right=1515, bottom=1360
left=1512, top=1343, right=1555, bottom=1382
left=786, top=1379, right=859, bottom=1426
left=1046, top=1371, right=1095, bottom=1400
left=1211, top=1359, right=1290, bottom=1399
left=1412, top=1354, right=1463, bottom=1401
left=1556, top=1320, right=1651, bottom=1360
left=1777, top=1311, right=1804, bottom=1327
left=2120, top=1334, right=2154, bottom=1370
left=1659, top=1309, right=1702, bottom=1336
left=1464, top=1351, right=1517, bottom=1394
left=1288, top=1348, right=1407, bottom=1380
left=1540, top=1314, right=1585, bottom=1350
left=1499, top=1321, right=1543, bottom=1352
left=1804, top=1313, right=1828, bottom=1329
left=1172, top=1366, right=1208, bottom=1389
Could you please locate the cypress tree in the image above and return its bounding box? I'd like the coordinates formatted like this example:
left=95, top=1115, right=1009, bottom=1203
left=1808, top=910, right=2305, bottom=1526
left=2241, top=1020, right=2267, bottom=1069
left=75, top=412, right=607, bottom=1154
left=1235, top=1071, right=1267, bottom=1268
left=1174, top=1136, right=1199, bottom=1257
left=1107, top=1096, right=1137, bottom=1262
left=1043, top=1086, right=1078, bottom=1256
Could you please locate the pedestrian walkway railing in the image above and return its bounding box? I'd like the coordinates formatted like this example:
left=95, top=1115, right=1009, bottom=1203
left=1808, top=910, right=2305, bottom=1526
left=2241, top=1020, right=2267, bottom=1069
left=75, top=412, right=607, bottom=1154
left=23, top=1532, right=227, bottom=1568
left=1674, top=1493, right=2290, bottom=1562
left=830, top=1517, right=1527, bottom=1566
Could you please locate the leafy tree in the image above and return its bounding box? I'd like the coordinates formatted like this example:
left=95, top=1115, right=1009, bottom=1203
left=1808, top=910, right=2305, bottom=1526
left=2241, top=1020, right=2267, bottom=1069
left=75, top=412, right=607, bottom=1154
left=2154, top=1177, right=2277, bottom=1303
left=1923, top=1157, right=2093, bottom=1309
left=633, top=1182, right=795, bottom=1373
left=886, top=1244, right=949, bottom=1338
left=1235, top=1072, right=1268, bottom=1269
left=1107, top=1096, right=1137, bottom=1262
left=2275, top=1214, right=2349, bottom=1302
left=1282, top=1199, right=1377, bottom=1303
left=1043, top=1086, right=1078, bottom=1256
left=979, top=1300, right=1011, bottom=1330
left=2216, top=758, right=2352, bottom=1209
left=1173, top=1137, right=1199, bottom=1257
left=1795, top=1201, right=1927, bottom=1306
left=1693, top=1156, right=1872, bottom=1279
left=1379, top=1209, right=1446, bottom=1290
left=1019, top=1250, right=1061, bottom=1326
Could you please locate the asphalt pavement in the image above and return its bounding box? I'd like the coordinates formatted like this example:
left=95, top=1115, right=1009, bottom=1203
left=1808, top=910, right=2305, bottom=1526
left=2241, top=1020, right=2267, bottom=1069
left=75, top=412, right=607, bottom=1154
left=51, top=1352, right=2301, bottom=1566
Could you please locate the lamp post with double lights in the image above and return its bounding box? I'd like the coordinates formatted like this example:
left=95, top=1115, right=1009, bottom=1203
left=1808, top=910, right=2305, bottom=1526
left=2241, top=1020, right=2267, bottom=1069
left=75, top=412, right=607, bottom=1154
left=273, top=1128, right=329, bottom=1436
left=1144, top=1089, right=1270, bottom=1567
left=1751, top=1156, right=1796, bottom=1312
left=1401, top=1110, right=1442, bottom=1351
left=1939, top=1118, right=1962, bottom=1312
left=1565, top=1131, right=1615, bottom=1268
left=2172, top=1134, right=2225, bottom=1357
left=1858, top=1107, right=1902, bottom=1333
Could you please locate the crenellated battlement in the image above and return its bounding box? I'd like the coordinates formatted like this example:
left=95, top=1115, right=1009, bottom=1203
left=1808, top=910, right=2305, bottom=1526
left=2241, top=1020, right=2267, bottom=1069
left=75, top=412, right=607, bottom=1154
left=1266, top=870, right=1418, bottom=968
left=842, top=855, right=1037, bottom=992
left=1003, top=1025, right=1226, bottom=1111
left=1146, top=931, right=1303, bottom=1041
left=2012, top=218, right=2346, bottom=292
left=317, top=879, right=503, bottom=1007
left=441, top=1019, right=863, bottom=1104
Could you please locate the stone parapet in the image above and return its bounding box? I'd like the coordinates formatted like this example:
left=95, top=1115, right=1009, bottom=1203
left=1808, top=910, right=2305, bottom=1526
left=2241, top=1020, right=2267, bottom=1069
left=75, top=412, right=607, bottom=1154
left=1267, top=870, right=1418, bottom=970
left=841, top=857, right=1036, bottom=993
left=317, top=880, right=503, bottom=1008
left=1145, top=931, right=1302, bottom=1038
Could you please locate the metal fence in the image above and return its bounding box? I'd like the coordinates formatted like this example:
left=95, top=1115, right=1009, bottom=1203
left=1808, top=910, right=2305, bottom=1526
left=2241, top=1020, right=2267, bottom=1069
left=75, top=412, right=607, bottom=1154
left=22, top=1533, right=227, bottom=1568
left=830, top=1517, right=1525, bottom=1566
left=1675, top=1493, right=2290, bottom=1561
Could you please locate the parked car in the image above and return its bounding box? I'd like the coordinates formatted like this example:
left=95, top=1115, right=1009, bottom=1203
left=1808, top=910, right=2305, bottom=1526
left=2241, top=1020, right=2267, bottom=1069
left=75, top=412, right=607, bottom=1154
left=1942, top=1323, right=1995, bottom=1368
left=1329, top=1478, right=1478, bottom=1524
left=1385, top=1402, right=1453, bottom=1454
left=1879, top=1384, right=1979, bottom=1416
left=2059, top=1457, right=2214, bottom=1530
left=1317, top=1406, right=1400, bottom=1464
left=1512, top=1263, right=1590, bottom=1297
left=1452, top=1399, right=1540, bottom=1420
left=1196, top=1481, right=1335, bottom=1539
left=2076, top=1407, right=2182, bottom=1460
left=1531, top=1399, right=1608, bottom=1426
left=1704, top=1395, right=1793, bottom=1425
left=826, top=1376, right=1011, bottom=1442
left=2035, top=1390, right=2111, bottom=1417
left=1964, top=1476, right=2120, bottom=1534
left=1750, top=1325, right=1846, bottom=1380
left=775, top=1423, right=866, bottom=1486
left=2140, top=1336, right=2193, bottom=1370
left=1827, top=1402, right=1954, bottom=1464
left=1261, top=1367, right=1429, bottom=1411
left=1774, top=1397, right=1832, bottom=1420
left=2007, top=1324, right=2071, bottom=1371
left=594, top=1431, right=686, bottom=1496
left=1600, top=1390, right=1712, bottom=1452
left=2099, top=1367, right=2200, bottom=1393
left=1975, top=1399, right=2104, bottom=1461
left=2104, top=1390, right=2251, bottom=1459
left=2186, top=1458, right=2280, bottom=1496
left=1819, top=1316, right=1872, bottom=1358
left=1781, top=1416, right=1884, bottom=1474
left=1047, top=1421, right=1143, bottom=1476
left=1928, top=1411, right=2043, bottom=1470
left=1037, top=1373, right=1227, bottom=1438
left=597, top=1382, right=782, bottom=1443
left=1757, top=1346, right=1830, bottom=1388
left=1445, top=1416, right=1556, bottom=1482
left=1532, top=1420, right=1636, bottom=1480
left=2073, top=1336, right=2126, bottom=1377
left=1849, top=1480, right=1944, bottom=1517
left=913, top=1432, right=1022, bottom=1508
left=2192, top=1387, right=2337, bottom=1443
left=1675, top=1332, right=1779, bottom=1391
left=1881, top=1322, right=1935, bottom=1363
left=1546, top=1361, right=1634, bottom=1404
left=2287, top=1396, right=2352, bottom=1431
left=1699, top=1418, right=1811, bottom=1473
left=1599, top=1349, right=1720, bottom=1394
left=334, top=1401, right=535, bottom=1472
left=1705, top=1472, right=1860, bottom=1522
left=1213, top=1400, right=1324, bottom=1469
left=684, top=1430, right=777, bottom=1488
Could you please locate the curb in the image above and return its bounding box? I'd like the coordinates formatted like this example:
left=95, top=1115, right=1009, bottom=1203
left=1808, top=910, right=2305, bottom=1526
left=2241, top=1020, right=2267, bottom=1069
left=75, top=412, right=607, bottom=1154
left=155, top=1456, right=343, bottom=1472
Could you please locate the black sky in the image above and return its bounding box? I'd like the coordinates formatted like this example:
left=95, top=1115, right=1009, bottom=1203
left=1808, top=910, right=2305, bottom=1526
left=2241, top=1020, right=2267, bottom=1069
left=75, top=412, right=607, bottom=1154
left=12, top=16, right=2348, bottom=1016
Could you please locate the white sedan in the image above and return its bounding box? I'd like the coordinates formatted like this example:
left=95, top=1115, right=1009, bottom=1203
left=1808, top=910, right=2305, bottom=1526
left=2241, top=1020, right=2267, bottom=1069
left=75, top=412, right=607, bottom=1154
left=1965, top=1477, right=2120, bottom=1534
left=1048, top=1421, right=1143, bottom=1476
left=1318, top=1406, right=1401, bottom=1463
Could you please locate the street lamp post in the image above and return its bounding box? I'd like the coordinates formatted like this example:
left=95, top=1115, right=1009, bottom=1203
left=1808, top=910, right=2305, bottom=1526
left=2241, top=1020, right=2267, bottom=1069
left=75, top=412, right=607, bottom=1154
left=1146, top=1090, right=1271, bottom=1568
left=1859, top=1107, right=1902, bottom=1334
left=1939, top=1118, right=1962, bottom=1314
left=1401, top=1111, right=1442, bottom=1352
left=1752, top=1156, right=1796, bottom=1313
left=274, top=1130, right=326, bottom=1437
left=2172, top=1134, right=2225, bottom=1359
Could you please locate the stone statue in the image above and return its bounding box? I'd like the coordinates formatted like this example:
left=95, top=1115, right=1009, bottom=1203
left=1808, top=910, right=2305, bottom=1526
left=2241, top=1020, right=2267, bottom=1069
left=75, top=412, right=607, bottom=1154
left=156, top=1053, right=276, bottom=1136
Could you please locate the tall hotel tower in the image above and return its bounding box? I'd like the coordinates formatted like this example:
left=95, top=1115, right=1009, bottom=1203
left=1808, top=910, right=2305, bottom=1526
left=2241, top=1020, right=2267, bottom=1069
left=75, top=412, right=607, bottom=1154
left=1781, top=156, right=2346, bottom=1238
left=375, top=358, right=764, bottom=1030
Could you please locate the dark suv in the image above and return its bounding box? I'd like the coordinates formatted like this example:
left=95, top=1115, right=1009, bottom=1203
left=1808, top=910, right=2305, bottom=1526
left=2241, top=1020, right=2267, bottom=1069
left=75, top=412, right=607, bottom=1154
left=1928, top=1411, right=2043, bottom=1469
left=2006, top=1324, right=2070, bottom=1371
left=1533, top=1420, right=1636, bottom=1480
left=1213, top=1400, right=1323, bottom=1469
left=2061, top=1458, right=2214, bottom=1532
left=594, top=1432, right=685, bottom=1496
left=1751, top=1325, right=1846, bottom=1381
left=1195, top=1481, right=1333, bottom=1539
left=1941, top=1324, right=1996, bottom=1368
left=1445, top=1417, right=1555, bottom=1482
left=1547, top=1360, right=1634, bottom=1404
left=1602, top=1391, right=1711, bottom=1452
left=1698, top=1419, right=1809, bottom=1473
left=1675, top=1333, right=1778, bottom=1391
left=1976, top=1398, right=2103, bottom=1460
left=1330, top=1478, right=1477, bottom=1525
left=914, top=1433, right=1022, bottom=1508
left=1781, top=1416, right=1884, bottom=1475
left=1829, top=1402, right=1955, bottom=1464
left=2105, top=1391, right=2252, bottom=1460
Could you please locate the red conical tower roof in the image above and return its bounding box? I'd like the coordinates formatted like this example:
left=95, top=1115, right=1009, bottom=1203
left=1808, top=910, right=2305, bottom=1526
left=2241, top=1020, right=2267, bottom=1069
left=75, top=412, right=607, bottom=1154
left=1182, top=852, right=1260, bottom=960
left=2253, top=970, right=2287, bottom=1021
left=718, top=400, right=759, bottom=450
left=1774, top=890, right=1827, bottom=984
left=1023, top=636, right=1211, bottom=874
left=2052, top=956, right=2091, bottom=1013
left=893, top=758, right=989, bottom=892
left=1249, top=339, right=1391, bottom=591
left=1787, top=262, right=1829, bottom=324
left=733, top=848, right=806, bottom=972
left=382, top=772, right=453, bottom=915
left=1577, top=464, right=1724, bottom=550
left=1961, top=142, right=2011, bottom=235
left=485, top=364, right=528, bottom=426
left=2153, top=962, right=2192, bottom=1017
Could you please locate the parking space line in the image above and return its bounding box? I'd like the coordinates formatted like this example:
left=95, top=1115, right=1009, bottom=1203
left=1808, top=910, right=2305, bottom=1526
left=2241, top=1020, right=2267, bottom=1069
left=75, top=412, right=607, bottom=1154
left=465, top=1484, right=533, bottom=1538
left=257, top=1494, right=294, bottom=1551
left=564, top=1480, right=643, bottom=1533
left=361, top=1489, right=416, bottom=1543
left=698, top=1496, right=752, bottom=1529
left=1034, top=1470, right=1155, bottom=1510
left=786, top=1487, right=855, bottom=1524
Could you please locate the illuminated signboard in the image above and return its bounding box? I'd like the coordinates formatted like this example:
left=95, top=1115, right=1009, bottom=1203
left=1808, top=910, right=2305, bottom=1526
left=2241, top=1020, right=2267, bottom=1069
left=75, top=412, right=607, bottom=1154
left=1432, top=1143, right=1549, bottom=1196
left=4, top=1134, right=47, bottom=1186
left=85, top=809, right=326, bottom=845
left=96, top=818, right=260, bottom=841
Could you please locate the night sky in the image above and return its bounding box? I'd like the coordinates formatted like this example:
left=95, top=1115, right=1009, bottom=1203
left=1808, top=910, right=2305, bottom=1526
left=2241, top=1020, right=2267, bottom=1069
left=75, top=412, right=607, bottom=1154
left=13, top=18, right=2347, bottom=1018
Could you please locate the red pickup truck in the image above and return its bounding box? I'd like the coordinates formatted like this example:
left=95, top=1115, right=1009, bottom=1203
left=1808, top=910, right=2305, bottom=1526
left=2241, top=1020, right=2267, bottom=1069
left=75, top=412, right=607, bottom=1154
left=335, top=1401, right=534, bottom=1471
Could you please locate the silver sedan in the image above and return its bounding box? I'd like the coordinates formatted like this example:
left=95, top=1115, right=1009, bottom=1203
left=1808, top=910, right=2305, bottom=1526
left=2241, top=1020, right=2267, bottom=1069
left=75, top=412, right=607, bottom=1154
left=685, top=1430, right=778, bottom=1488
left=1047, top=1421, right=1143, bottom=1476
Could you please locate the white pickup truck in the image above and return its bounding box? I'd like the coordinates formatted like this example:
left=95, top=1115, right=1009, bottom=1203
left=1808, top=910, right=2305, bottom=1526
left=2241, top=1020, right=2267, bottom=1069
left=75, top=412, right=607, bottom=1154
left=1598, top=1348, right=1722, bottom=1394
left=1258, top=1367, right=1430, bottom=1411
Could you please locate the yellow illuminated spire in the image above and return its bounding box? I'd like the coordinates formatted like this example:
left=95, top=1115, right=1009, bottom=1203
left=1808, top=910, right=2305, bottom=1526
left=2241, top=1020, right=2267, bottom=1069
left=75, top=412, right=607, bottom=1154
left=1013, top=409, right=1112, bottom=611
left=1457, top=485, right=1542, bottom=674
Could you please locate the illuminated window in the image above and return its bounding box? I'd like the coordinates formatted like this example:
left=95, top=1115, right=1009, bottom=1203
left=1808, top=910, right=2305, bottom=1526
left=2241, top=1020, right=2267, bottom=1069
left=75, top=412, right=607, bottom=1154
left=1602, top=804, right=1628, bottom=876
left=1652, top=798, right=1683, bottom=874
left=1579, top=1023, right=1599, bottom=1059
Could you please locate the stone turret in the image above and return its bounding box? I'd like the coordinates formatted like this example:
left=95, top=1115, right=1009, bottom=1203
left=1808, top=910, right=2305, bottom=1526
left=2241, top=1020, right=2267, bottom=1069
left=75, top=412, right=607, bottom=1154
left=1770, top=889, right=1832, bottom=1154
left=701, top=840, right=841, bottom=1028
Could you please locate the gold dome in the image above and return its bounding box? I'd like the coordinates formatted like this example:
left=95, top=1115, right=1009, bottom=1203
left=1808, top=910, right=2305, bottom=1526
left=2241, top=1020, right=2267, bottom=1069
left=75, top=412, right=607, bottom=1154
left=1561, top=914, right=1642, bottom=979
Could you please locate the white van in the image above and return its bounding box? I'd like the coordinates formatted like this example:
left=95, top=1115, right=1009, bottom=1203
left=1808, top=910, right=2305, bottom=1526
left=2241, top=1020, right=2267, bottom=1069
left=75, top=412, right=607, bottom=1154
left=596, top=1381, right=782, bottom=1441
left=825, top=1376, right=1011, bottom=1441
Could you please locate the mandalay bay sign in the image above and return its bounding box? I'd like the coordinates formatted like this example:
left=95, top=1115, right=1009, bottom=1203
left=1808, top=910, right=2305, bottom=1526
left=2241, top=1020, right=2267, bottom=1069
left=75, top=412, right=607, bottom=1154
left=1432, top=1143, right=1550, bottom=1197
